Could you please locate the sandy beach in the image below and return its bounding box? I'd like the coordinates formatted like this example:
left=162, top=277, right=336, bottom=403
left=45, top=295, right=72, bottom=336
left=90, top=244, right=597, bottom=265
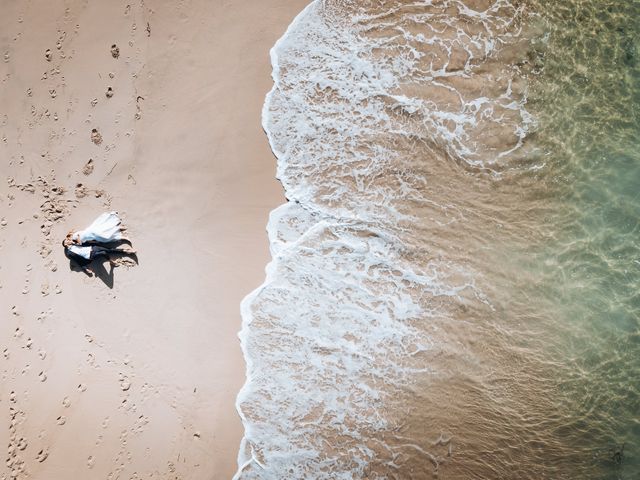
left=0, top=0, right=306, bottom=478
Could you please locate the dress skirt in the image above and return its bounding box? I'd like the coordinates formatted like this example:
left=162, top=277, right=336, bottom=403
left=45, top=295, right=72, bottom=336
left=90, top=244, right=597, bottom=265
left=73, top=211, right=123, bottom=244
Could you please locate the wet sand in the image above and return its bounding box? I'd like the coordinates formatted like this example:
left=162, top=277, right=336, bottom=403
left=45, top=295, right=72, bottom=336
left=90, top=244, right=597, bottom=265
left=0, top=0, right=307, bottom=478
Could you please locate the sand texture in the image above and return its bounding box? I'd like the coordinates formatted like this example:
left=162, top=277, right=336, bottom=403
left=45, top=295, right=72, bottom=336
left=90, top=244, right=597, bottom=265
left=0, top=0, right=306, bottom=478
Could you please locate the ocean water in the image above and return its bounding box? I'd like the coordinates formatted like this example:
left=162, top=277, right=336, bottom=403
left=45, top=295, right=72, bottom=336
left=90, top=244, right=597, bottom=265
left=235, top=1, right=640, bottom=479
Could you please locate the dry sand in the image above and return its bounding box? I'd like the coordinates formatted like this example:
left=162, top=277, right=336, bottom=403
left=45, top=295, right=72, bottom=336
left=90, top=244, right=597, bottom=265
left=0, top=0, right=307, bottom=478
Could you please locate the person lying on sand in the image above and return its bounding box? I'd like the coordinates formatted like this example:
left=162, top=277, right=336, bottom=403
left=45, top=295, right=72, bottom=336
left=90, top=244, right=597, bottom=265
left=63, top=211, right=136, bottom=275
left=63, top=242, right=137, bottom=275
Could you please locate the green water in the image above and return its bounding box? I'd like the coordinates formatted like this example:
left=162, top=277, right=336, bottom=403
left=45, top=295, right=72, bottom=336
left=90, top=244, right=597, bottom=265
left=525, top=0, right=640, bottom=476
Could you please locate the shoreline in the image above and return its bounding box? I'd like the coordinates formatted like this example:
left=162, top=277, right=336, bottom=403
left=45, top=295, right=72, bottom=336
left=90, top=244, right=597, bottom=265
left=234, top=1, right=317, bottom=476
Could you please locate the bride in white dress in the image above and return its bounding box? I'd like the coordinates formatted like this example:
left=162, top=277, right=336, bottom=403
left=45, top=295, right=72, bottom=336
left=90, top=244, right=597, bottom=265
left=67, top=211, right=129, bottom=245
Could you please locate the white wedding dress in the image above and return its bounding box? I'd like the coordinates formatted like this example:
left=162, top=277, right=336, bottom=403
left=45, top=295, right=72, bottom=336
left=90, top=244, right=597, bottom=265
left=72, top=211, right=124, bottom=244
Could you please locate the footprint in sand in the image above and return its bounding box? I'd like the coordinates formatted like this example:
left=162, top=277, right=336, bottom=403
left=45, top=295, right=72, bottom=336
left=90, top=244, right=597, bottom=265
left=110, top=44, right=120, bottom=58
left=14, top=327, right=23, bottom=338
left=62, top=396, right=71, bottom=408
left=87, top=455, right=95, bottom=469
left=36, top=448, right=49, bottom=462
left=45, top=49, right=52, bottom=61
left=78, top=383, right=87, bottom=392
left=56, top=415, right=66, bottom=425
left=105, top=86, right=114, bottom=98
left=49, top=89, right=56, bottom=98
left=38, top=371, right=47, bottom=382
left=75, top=184, right=88, bottom=199
left=38, top=349, right=46, bottom=360
left=90, top=98, right=98, bottom=107
left=16, top=438, right=27, bottom=451
left=12, top=464, right=26, bottom=478
left=82, top=159, right=94, bottom=175
left=38, top=244, right=52, bottom=259
left=119, top=375, right=131, bottom=392
left=91, top=128, right=102, bottom=145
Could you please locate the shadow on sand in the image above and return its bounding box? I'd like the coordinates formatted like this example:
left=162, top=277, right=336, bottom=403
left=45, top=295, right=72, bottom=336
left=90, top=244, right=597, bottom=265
left=68, top=241, right=139, bottom=289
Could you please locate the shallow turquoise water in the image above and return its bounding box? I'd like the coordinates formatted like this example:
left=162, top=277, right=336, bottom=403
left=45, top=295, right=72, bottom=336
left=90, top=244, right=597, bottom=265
left=524, top=0, right=640, bottom=476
